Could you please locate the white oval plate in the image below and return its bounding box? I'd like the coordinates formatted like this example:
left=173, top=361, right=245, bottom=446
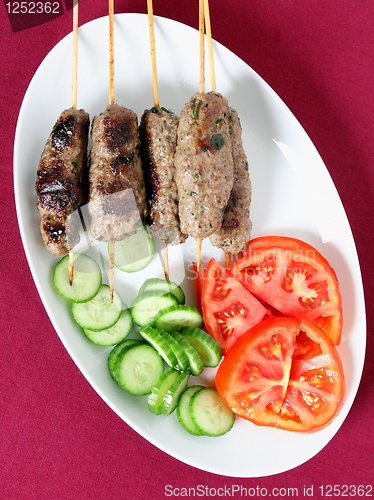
left=14, top=14, right=366, bottom=478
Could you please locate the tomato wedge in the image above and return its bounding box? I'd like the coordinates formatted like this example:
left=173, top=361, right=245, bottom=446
left=216, top=316, right=344, bottom=432
left=216, top=317, right=299, bottom=427
left=278, top=317, right=345, bottom=431
left=201, top=258, right=268, bottom=354
left=229, top=236, right=343, bottom=345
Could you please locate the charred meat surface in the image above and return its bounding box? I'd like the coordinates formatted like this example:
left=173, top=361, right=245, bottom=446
left=174, top=92, right=234, bottom=239
left=209, top=107, right=252, bottom=254
left=88, top=104, right=146, bottom=242
left=140, top=107, right=187, bottom=245
left=35, top=107, right=89, bottom=256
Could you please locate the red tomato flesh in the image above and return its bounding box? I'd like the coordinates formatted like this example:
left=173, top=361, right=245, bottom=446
left=216, top=316, right=344, bottom=432
left=201, top=258, right=268, bottom=354
left=279, top=317, right=345, bottom=431
left=229, top=236, right=343, bottom=345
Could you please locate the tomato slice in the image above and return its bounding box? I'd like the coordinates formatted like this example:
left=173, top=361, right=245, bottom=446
left=216, top=317, right=299, bottom=427
left=229, top=236, right=343, bottom=345
left=201, top=258, right=268, bottom=354
left=215, top=316, right=344, bottom=432
left=278, top=317, right=345, bottom=431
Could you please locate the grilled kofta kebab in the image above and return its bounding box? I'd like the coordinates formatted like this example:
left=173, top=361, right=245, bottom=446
left=209, top=107, right=252, bottom=255
left=174, top=91, right=234, bottom=241
left=35, top=108, right=90, bottom=256
left=88, top=103, right=147, bottom=243
left=199, top=0, right=252, bottom=260
left=139, top=107, right=187, bottom=246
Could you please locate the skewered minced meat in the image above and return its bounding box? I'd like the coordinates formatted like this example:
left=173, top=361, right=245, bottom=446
left=209, top=107, right=252, bottom=254
left=35, top=107, right=89, bottom=256
left=174, top=91, right=234, bottom=239
left=140, top=106, right=187, bottom=245
left=88, top=104, right=146, bottom=242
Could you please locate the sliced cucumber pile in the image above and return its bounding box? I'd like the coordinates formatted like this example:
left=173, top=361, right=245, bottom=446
left=107, top=309, right=230, bottom=436
left=53, top=256, right=234, bottom=438
left=113, top=226, right=155, bottom=273
left=53, top=254, right=134, bottom=346
left=53, top=252, right=102, bottom=302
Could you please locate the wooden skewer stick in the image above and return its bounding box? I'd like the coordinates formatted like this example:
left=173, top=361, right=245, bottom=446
left=108, top=0, right=115, bottom=302
left=204, top=0, right=231, bottom=270
left=147, top=0, right=170, bottom=281
left=198, top=0, right=205, bottom=95
left=109, top=235, right=115, bottom=302
left=72, top=0, right=78, bottom=109
left=196, top=0, right=205, bottom=271
left=69, top=0, right=79, bottom=285
left=68, top=250, right=75, bottom=286
left=204, top=0, right=216, bottom=93
left=162, top=242, right=170, bottom=281
left=109, top=0, right=115, bottom=106
left=147, top=0, right=159, bottom=108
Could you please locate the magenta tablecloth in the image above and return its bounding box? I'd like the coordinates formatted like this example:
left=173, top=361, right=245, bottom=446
left=1, top=1, right=373, bottom=498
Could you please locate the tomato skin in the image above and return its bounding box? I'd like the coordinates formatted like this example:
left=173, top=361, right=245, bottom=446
left=216, top=316, right=345, bottom=432
left=201, top=258, right=268, bottom=354
left=229, top=235, right=343, bottom=345
left=241, top=236, right=335, bottom=271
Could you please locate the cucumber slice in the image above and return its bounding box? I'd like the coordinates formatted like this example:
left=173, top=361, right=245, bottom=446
left=148, top=368, right=180, bottom=415
left=153, top=305, right=203, bottom=333
left=179, top=326, right=222, bottom=367
left=131, top=290, right=179, bottom=327
left=168, top=330, right=203, bottom=376
left=83, top=308, right=132, bottom=346
left=161, top=371, right=190, bottom=416
left=138, top=325, right=178, bottom=367
left=113, top=343, right=164, bottom=395
left=71, top=284, right=122, bottom=331
left=108, top=339, right=144, bottom=380
left=190, top=387, right=235, bottom=437
left=113, top=226, right=155, bottom=273
left=139, top=278, right=185, bottom=304
left=158, top=330, right=190, bottom=372
left=53, top=253, right=101, bottom=302
left=176, top=386, right=205, bottom=435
